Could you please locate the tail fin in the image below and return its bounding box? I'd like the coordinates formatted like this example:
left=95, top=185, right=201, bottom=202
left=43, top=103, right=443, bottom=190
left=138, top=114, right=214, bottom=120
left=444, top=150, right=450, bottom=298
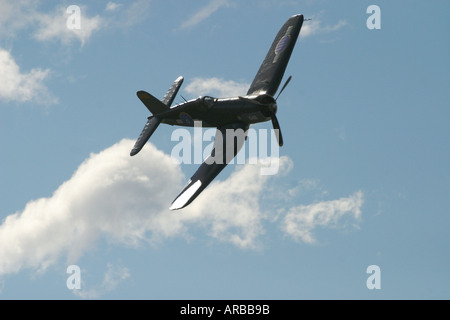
left=247, top=14, right=303, bottom=97
left=137, top=76, right=184, bottom=114
left=137, top=91, right=170, bottom=115
left=131, top=76, right=184, bottom=156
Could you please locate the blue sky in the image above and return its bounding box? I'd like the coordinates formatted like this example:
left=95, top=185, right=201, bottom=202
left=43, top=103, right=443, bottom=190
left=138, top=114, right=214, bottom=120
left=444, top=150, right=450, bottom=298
left=0, top=0, right=449, bottom=299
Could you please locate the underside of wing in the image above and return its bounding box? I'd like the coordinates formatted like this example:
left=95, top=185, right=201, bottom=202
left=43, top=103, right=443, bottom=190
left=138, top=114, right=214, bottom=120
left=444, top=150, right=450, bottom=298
left=247, top=14, right=304, bottom=97
left=170, top=122, right=249, bottom=210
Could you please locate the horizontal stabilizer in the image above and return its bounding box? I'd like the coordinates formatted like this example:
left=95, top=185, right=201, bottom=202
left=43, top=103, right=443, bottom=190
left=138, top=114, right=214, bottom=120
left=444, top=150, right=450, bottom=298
left=137, top=91, right=169, bottom=115
left=161, top=76, right=184, bottom=107
left=131, top=77, right=184, bottom=156
left=130, top=116, right=161, bottom=156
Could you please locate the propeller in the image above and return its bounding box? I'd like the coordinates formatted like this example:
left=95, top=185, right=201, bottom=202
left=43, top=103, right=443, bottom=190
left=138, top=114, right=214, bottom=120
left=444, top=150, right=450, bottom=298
left=276, top=75, right=292, bottom=101
left=239, top=76, right=292, bottom=147
left=271, top=114, right=284, bottom=147
left=271, top=75, right=292, bottom=146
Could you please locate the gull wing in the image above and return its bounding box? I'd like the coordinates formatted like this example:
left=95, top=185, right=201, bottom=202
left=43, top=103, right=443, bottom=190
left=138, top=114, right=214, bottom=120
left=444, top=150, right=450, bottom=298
left=170, top=122, right=249, bottom=210
left=247, top=14, right=303, bottom=96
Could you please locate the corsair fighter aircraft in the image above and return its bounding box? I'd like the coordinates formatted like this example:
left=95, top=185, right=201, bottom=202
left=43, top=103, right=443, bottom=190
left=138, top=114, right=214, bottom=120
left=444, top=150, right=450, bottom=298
left=130, top=14, right=304, bottom=210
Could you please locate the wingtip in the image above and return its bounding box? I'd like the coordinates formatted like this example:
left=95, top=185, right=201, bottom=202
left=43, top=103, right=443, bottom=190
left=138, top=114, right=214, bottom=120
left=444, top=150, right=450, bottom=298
left=292, top=14, right=304, bottom=24
left=291, top=13, right=304, bottom=19
left=130, top=149, right=139, bottom=156
left=169, top=204, right=181, bottom=211
left=169, top=180, right=202, bottom=211
left=169, top=199, right=187, bottom=211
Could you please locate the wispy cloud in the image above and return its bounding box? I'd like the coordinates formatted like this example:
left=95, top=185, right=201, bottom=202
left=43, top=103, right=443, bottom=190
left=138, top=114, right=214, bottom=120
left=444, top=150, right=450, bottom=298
left=283, top=191, right=363, bottom=244
left=301, top=17, right=347, bottom=38
left=0, top=0, right=38, bottom=39
left=34, top=5, right=102, bottom=46
left=180, top=0, right=231, bottom=29
left=0, top=139, right=363, bottom=279
left=184, top=77, right=250, bottom=97
left=0, top=1, right=150, bottom=106
left=105, top=2, right=123, bottom=12
left=0, top=1, right=103, bottom=46
left=0, top=1, right=150, bottom=46
left=74, top=264, right=131, bottom=299
left=106, top=0, right=152, bottom=28
left=0, top=48, right=57, bottom=105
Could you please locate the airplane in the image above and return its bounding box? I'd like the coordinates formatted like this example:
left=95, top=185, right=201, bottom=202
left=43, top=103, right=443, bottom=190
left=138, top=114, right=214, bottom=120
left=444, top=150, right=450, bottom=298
left=130, top=14, right=304, bottom=210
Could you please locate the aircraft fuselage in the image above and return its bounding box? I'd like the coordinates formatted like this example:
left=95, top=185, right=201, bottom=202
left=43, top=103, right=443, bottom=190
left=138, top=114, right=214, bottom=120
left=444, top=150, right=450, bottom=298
left=159, top=94, right=277, bottom=128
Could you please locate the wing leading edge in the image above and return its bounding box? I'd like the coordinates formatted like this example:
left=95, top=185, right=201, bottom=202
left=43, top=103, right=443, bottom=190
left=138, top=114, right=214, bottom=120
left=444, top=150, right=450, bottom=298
left=247, top=14, right=303, bottom=96
left=170, top=122, right=249, bottom=210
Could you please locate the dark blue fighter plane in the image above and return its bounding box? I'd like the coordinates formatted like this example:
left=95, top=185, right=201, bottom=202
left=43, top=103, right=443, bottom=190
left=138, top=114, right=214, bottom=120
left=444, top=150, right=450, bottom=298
left=130, top=14, right=304, bottom=210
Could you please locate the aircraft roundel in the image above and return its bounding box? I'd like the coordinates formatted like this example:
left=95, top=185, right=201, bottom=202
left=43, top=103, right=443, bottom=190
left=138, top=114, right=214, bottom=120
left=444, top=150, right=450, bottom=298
left=180, top=112, right=194, bottom=126
left=275, top=34, right=290, bottom=55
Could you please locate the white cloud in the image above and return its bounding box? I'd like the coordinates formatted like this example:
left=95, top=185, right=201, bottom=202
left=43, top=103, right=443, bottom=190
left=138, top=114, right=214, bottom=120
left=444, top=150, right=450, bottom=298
left=0, top=48, right=56, bottom=105
left=0, top=1, right=103, bottom=45
left=301, top=18, right=347, bottom=38
left=183, top=160, right=277, bottom=248
left=0, top=140, right=182, bottom=275
left=180, top=0, right=231, bottom=29
left=0, top=139, right=276, bottom=277
left=185, top=77, right=250, bottom=97
left=0, top=1, right=150, bottom=45
left=282, top=191, right=363, bottom=244
left=0, top=1, right=151, bottom=106
left=34, top=5, right=102, bottom=46
left=0, top=139, right=363, bottom=278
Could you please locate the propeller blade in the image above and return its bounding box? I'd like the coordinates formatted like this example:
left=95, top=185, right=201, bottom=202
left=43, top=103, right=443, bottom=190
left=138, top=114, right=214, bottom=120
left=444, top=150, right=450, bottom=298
left=276, top=75, right=292, bottom=101
left=271, top=115, right=284, bottom=147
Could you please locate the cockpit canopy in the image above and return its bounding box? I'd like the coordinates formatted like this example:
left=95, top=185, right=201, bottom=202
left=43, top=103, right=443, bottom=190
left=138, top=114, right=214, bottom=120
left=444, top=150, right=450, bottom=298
left=199, top=96, right=216, bottom=109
